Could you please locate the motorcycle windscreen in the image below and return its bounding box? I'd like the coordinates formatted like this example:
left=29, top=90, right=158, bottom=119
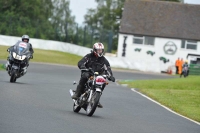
left=13, top=41, right=30, bottom=56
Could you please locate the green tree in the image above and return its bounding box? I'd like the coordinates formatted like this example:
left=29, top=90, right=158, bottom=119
left=50, top=0, right=76, bottom=42
left=0, top=0, right=77, bottom=42
left=84, top=0, right=125, bottom=52
left=0, top=0, right=55, bottom=39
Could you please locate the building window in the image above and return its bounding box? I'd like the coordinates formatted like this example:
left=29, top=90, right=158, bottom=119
left=133, top=35, right=143, bottom=44
left=181, top=40, right=185, bottom=48
left=144, top=36, right=154, bottom=45
left=133, top=35, right=154, bottom=45
left=181, top=40, right=197, bottom=50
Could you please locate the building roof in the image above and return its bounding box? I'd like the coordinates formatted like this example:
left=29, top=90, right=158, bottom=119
left=120, top=0, right=200, bottom=40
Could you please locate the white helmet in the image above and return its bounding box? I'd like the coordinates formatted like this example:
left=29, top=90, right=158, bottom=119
left=93, top=42, right=104, bottom=57
left=22, top=35, right=29, bottom=43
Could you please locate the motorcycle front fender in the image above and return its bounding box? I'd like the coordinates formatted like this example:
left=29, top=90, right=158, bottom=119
left=96, top=88, right=102, bottom=93
left=12, top=65, right=19, bottom=70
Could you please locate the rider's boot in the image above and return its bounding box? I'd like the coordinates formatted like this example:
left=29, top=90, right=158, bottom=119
left=97, top=102, right=103, bottom=108
left=71, top=84, right=83, bottom=100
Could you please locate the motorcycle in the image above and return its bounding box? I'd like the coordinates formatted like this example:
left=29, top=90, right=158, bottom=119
left=6, top=41, right=33, bottom=83
left=69, top=64, right=114, bottom=116
left=182, top=66, right=189, bottom=77
left=180, top=66, right=189, bottom=78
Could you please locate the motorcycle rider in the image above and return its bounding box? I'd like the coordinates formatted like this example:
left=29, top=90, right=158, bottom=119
left=180, top=60, right=189, bottom=77
left=6, top=35, right=34, bottom=71
left=71, top=42, right=115, bottom=108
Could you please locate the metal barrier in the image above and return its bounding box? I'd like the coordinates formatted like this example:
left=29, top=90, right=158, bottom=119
left=189, top=64, right=200, bottom=75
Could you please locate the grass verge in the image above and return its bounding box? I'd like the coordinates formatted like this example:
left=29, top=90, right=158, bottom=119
left=0, top=64, right=5, bottom=70
left=119, top=76, right=200, bottom=122
left=0, top=45, right=82, bottom=66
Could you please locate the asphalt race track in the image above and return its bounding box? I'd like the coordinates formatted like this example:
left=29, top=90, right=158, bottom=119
left=0, top=61, right=199, bottom=133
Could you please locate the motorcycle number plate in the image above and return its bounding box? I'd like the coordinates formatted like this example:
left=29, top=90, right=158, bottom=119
left=96, top=76, right=106, bottom=85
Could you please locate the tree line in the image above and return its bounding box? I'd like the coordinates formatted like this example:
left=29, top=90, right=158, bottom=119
left=0, top=0, right=180, bottom=53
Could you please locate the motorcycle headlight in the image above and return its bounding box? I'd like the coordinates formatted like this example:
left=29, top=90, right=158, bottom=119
left=21, top=55, right=26, bottom=60
left=12, top=52, right=16, bottom=58
left=12, top=52, right=26, bottom=60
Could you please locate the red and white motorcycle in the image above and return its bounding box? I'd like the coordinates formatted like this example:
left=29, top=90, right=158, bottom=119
left=69, top=64, right=114, bottom=116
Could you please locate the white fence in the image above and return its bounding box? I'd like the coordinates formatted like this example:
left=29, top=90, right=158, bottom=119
left=0, top=35, right=161, bottom=73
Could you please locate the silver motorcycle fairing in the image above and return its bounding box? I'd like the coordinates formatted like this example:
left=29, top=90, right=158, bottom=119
left=69, top=89, right=76, bottom=102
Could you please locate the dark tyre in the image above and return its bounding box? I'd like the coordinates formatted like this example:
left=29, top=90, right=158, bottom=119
left=184, top=71, right=187, bottom=78
left=13, top=77, right=17, bottom=82
left=10, top=70, right=17, bottom=83
left=73, top=102, right=81, bottom=113
left=86, top=92, right=101, bottom=116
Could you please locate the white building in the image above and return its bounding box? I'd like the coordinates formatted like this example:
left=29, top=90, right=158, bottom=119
left=117, top=0, right=200, bottom=73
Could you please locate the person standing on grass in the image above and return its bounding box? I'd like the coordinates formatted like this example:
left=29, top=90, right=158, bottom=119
left=179, top=58, right=184, bottom=74
left=175, top=58, right=180, bottom=74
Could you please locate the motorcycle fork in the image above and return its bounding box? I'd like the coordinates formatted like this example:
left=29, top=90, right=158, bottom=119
left=88, top=75, right=98, bottom=102
left=87, top=89, right=94, bottom=102
left=11, top=63, right=21, bottom=76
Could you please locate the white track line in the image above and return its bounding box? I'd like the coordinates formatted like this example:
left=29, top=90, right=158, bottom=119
left=131, top=88, right=200, bottom=126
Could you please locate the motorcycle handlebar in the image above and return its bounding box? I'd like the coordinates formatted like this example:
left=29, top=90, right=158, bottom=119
left=80, top=68, right=110, bottom=78
left=80, top=66, right=115, bottom=82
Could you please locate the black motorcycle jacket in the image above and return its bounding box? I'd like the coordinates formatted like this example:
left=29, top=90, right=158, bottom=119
left=78, top=53, right=113, bottom=76
left=28, top=43, right=34, bottom=54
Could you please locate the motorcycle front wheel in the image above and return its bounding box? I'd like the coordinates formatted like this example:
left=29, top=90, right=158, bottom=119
left=10, top=70, right=17, bottom=83
left=86, top=92, right=101, bottom=116
left=184, top=71, right=187, bottom=78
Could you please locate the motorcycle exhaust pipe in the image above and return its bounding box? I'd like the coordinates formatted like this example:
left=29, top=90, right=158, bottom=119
left=69, top=89, right=74, bottom=97
left=69, top=89, right=76, bottom=102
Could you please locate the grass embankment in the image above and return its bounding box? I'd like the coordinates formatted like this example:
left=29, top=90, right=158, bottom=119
left=119, top=76, right=200, bottom=122
left=0, top=64, right=5, bottom=70
left=0, top=45, right=82, bottom=66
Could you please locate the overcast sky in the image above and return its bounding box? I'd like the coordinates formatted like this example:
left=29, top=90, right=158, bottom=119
left=184, top=0, right=200, bottom=4
left=69, top=0, right=97, bottom=25
left=69, top=0, right=200, bottom=25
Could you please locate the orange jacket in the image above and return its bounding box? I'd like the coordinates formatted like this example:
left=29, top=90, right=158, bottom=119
left=175, top=60, right=180, bottom=66
left=180, top=60, right=184, bottom=66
